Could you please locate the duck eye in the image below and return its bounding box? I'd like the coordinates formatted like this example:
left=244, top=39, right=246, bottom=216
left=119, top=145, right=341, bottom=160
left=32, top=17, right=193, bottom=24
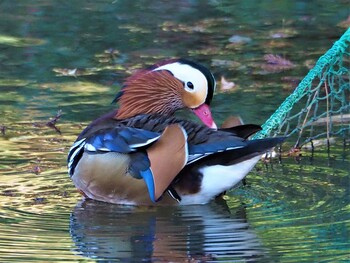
left=186, top=82, right=194, bottom=89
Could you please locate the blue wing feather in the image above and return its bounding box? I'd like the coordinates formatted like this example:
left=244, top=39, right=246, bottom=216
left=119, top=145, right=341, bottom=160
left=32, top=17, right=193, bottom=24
left=84, top=127, right=161, bottom=153
left=129, top=152, right=151, bottom=179
left=140, top=168, right=156, bottom=202
left=103, top=136, right=130, bottom=152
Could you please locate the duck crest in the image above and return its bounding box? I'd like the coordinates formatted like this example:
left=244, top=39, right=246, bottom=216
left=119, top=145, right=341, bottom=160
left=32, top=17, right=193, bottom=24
left=115, top=70, right=184, bottom=120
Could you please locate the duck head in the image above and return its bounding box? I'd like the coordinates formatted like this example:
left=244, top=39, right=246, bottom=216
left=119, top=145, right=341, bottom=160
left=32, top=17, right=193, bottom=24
left=114, top=59, right=217, bottom=129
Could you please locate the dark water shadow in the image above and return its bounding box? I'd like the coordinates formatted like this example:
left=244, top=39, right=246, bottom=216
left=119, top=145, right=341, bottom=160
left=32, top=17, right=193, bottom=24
left=69, top=199, right=270, bottom=262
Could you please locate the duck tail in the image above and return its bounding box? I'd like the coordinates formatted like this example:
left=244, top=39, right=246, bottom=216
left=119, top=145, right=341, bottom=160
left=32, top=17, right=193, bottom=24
left=247, top=136, right=286, bottom=153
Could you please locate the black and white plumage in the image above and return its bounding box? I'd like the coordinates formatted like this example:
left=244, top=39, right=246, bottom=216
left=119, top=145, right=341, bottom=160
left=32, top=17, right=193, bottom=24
left=68, top=58, right=285, bottom=206
left=68, top=110, right=284, bottom=205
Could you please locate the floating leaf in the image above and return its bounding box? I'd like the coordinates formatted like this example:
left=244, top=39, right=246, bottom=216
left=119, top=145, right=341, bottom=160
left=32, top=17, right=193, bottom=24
left=304, top=59, right=315, bottom=69
left=263, top=40, right=292, bottom=49
left=53, top=68, right=78, bottom=77
left=261, top=54, right=296, bottom=72
left=281, top=76, right=300, bottom=84
left=269, top=28, right=298, bottom=39
left=95, top=48, right=121, bottom=64
left=188, top=46, right=223, bottom=56
left=161, top=21, right=206, bottom=33
left=52, top=67, right=115, bottom=77
left=228, top=35, right=252, bottom=44
left=220, top=76, right=236, bottom=92
left=221, top=115, right=243, bottom=128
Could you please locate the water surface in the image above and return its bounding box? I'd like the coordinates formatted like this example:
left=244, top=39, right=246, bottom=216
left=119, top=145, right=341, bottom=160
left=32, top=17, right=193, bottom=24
left=0, top=1, right=349, bottom=262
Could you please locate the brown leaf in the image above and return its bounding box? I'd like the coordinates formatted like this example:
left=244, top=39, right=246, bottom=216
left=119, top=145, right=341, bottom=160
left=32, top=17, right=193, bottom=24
left=46, top=110, right=62, bottom=134
left=221, top=115, right=243, bottom=128
left=337, top=15, right=350, bottom=28
left=32, top=110, right=62, bottom=134
left=0, top=125, right=6, bottom=135
left=262, top=54, right=296, bottom=72
left=31, top=165, right=42, bottom=175
left=264, top=54, right=295, bottom=66
left=220, top=76, right=235, bottom=91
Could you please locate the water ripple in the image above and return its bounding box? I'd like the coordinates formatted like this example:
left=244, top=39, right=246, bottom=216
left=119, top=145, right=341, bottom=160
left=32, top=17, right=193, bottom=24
left=70, top=200, right=270, bottom=262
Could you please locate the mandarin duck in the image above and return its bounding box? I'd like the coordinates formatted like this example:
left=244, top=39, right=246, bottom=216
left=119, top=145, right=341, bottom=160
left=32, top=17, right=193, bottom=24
left=68, top=59, right=285, bottom=205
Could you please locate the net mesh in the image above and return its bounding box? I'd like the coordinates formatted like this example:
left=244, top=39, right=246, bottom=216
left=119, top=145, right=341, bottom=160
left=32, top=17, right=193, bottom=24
left=253, top=28, right=350, bottom=150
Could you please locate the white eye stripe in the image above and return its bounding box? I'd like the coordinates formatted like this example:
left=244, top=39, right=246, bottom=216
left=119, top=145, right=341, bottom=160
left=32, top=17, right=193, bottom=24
left=154, top=62, right=208, bottom=95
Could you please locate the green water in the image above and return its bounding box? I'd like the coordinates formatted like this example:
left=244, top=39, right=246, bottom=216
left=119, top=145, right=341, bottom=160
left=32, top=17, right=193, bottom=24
left=0, top=1, right=349, bottom=262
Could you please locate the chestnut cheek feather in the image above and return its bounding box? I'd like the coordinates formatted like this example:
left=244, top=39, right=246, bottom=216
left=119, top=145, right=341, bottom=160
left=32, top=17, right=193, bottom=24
left=116, top=70, right=184, bottom=119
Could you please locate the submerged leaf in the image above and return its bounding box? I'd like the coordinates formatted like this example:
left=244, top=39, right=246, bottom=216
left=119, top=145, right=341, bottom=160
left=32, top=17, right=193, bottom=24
left=337, top=15, right=350, bottom=28
left=0, top=79, right=31, bottom=87
left=161, top=18, right=227, bottom=33
left=0, top=34, right=45, bottom=47
left=311, top=114, right=350, bottom=125
left=211, top=59, right=241, bottom=68
left=32, top=110, right=62, bottom=135
left=302, top=138, right=336, bottom=150
left=261, top=54, right=296, bottom=72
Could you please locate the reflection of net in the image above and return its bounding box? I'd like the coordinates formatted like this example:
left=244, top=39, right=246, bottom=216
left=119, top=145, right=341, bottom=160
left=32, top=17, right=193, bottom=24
left=253, top=28, right=350, bottom=149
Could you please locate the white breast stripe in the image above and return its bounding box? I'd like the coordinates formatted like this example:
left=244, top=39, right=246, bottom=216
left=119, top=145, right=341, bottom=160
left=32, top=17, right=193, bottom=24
left=68, top=139, right=86, bottom=163
left=68, top=139, right=86, bottom=174
left=69, top=138, right=86, bottom=149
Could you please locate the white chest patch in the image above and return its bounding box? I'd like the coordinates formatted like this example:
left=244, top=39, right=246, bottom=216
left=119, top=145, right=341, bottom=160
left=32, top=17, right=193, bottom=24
left=180, top=156, right=261, bottom=205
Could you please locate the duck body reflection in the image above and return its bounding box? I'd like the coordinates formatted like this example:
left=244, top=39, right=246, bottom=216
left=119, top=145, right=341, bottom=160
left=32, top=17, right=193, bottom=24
left=70, top=199, right=271, bottom=262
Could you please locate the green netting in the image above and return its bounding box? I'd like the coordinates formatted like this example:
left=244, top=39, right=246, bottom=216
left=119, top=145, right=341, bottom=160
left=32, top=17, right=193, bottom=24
left=253, top=27, right=350, bottom=148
